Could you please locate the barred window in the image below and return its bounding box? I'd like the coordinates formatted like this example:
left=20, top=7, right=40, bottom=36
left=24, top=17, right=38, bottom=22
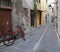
left=0, top=0, right=12, bottom=6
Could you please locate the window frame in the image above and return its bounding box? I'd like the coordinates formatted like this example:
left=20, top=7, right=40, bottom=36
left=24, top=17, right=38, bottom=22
left=0, top=0, right=12, bottom=6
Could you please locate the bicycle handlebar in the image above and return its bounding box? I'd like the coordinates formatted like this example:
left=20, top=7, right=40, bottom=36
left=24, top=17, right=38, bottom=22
left=15, top=26, right=20, bottom=27
left=15, top=24, right=24, bottom=28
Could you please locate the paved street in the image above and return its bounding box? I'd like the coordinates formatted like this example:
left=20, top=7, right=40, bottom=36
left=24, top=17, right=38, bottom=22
left=0, top=23, right=60, bottom=52
left=33, top=23, right=60, bottom=52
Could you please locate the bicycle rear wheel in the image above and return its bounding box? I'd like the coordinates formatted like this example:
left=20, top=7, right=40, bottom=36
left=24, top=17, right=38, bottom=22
left=3, top=34, right=15, bottom=46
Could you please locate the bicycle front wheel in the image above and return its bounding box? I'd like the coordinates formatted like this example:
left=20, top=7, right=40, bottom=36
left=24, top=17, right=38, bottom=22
left=3, top=34, right=15, bottom=46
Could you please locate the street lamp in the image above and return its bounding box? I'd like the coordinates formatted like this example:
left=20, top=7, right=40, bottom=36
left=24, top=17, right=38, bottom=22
left=48, top=4, right=52, bottom=9
left=49, top=4, right=52, bottom=7
left=48, top=4, right=53, bottom=23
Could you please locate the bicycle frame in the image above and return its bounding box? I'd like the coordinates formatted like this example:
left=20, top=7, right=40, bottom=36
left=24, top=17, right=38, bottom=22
left=12, top=26, right=25, bottom=40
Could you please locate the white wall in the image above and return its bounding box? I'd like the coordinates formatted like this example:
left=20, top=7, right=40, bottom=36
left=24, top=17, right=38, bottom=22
left=23, top=0, right=34, bottom=9
left=11, top=0, right=23, bottom=31
left=47, top=8, right=52, bottom=23
left=22, top=0, right=34, bottom=33
left=53, top=5, right=57, bottom=17
left=58, top=0, right=60, bottom=34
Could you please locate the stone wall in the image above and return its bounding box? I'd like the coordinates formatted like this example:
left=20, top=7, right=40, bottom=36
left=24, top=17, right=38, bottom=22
left=11, top=0, right=23, bottom=31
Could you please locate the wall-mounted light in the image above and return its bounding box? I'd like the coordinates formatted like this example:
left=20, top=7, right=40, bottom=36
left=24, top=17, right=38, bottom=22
left=48, top=4, right=52, bottom=7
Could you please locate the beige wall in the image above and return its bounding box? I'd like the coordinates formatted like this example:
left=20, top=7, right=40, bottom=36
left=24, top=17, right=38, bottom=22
left=37, top=0, right=48, bottom=11
left=41, top=0, right=48, bottom=11
left=41, top=0, right=48, bottom=24
left=36, top=0, right=48, bottom=25
left=41, top=12, right=46, bottom=25
left=36, top=12, right=41, bottom=27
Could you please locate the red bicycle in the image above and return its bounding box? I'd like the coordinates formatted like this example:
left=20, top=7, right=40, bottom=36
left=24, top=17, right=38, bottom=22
left=12, top=25, right=26, bottom=41
left=2, top=24, right=26, bottom=46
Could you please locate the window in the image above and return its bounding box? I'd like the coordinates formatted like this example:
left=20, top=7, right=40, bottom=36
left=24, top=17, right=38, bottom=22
left=0, top=0, right=12, bottom=6
left=0, top=0, right=3, bottom=5
left=46, top=0, right=47, bottom=3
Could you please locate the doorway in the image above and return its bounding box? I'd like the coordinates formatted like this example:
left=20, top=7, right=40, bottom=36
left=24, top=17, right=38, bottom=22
left=0, top=9, right=12, bottom=37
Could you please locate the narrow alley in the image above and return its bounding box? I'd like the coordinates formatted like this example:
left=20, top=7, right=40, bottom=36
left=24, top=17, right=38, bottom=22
left=0, top=23, right=60, bottom=52
left=0, top=0, right=60, bottom=52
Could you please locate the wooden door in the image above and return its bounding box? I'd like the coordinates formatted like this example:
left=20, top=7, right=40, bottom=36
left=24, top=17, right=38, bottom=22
left=30, top=10, right=35, bottom=26
left=0, top=9, right=12, bottom=37
left=39, top=11, right=42, bottom=25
